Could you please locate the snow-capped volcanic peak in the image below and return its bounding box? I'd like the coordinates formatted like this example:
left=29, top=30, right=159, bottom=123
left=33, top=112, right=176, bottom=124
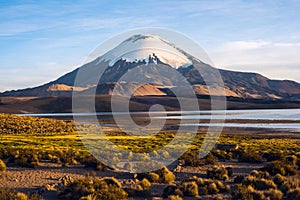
left=100, top=34, right=192, bottom=69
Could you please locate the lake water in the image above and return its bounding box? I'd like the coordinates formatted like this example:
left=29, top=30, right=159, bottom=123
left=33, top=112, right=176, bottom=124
left=19, top=108, right=300, bottom=132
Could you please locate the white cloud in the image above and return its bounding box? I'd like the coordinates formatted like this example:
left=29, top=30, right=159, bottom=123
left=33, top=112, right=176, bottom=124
left=0, top=61, right=78, bottom=92
left=209, top=40, right=300, bottom=82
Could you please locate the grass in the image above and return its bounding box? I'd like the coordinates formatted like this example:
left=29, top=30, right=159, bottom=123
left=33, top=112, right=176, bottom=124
left=0, top=113, right=299, bottom=199
left=0, top=130, right=300, bottom=160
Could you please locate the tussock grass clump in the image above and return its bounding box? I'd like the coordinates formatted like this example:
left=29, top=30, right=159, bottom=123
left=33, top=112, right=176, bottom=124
left=163, top=176, right=230, bottom=198
left=279, top=176, right=299, bottom=194
left=0, top=188, right=42, bottom=200
left=182, top=181, right=198, bottom=197
left=273, top=174, right=286, bottom=186
left=232, top=184, right=283, bottom=200
left=265, top=151, right=286, bottom=162
left=263, top=160, right=298, bottom=176
left=238, top=150, right=263, bottom=163
left=162, top=184, right=183, bottom=198
left=135, top=172, right=160, bottom=183
left=0, top=159, right=6, bottom=171
left=287, top=188, right=300, bottom=199
left=138, top=178, right=151, bottom=190
left=180, top=150, right=217, bottom=167
left=57, top=176, right=127, bottom=200
left=154, top=167, right=175, bottom=183
left=207, top=165, right=232, bottom=180
left=167, top=195, right=182, bottom=200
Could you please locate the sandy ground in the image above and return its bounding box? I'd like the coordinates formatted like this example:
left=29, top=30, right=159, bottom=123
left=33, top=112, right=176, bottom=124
left=0, top=159, right=264, bottom=200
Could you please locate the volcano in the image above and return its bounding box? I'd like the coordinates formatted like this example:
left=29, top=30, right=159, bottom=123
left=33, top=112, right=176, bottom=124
left=1, top=34, right=300, bottom=102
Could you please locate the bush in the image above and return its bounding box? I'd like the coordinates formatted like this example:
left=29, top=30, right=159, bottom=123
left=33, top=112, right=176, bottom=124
left=162, top=185, right=183, bottom=198
left=265, top=151, right=285, bottom=162
left=238, top=151, right=263, bottom=163
left=264, top=189, right=283, bottom=200
left=167, top=195, right=182, bottom=200
left=208, top=183, right=219, bottom=194
left=279, top=177, right=299, bottom=194
left=57, top=176, right=127, bottom=200
left=231, top=184, right=254, bottom=200
left=155, top=167, right=175, bottom=183
left=81, top=155, right=107, bottom=171
left=0, top=159, right=6, bottom=171
left=286, top=155, right=297, bottom=165
left=207, top=165, right=230, bottom=180
left=263, top=160, right=298, bottom=176
left=16, top=192, right=28, bottom=200
left=212, top=150, right=232, bottom=160
left=273, top=174, right=286, bottom=186
left=182, top=181, right=198, bottom=197
left=254, top=179, right=277, bottom=190
left=243, top=177, right=276, bottom=190
left=139, top=178, right=151, bottom=190
left=287, top=188, right=300, bottom=199
left=0, top=188, right=42, bottom=200
left=135, top=172, right=159, bottom=183
left=180, top=151, right=216, bottom=167
left=102, top=177, right=122, bottom=188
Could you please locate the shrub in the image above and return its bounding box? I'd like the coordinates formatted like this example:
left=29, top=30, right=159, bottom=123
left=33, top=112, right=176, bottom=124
left=279, top=177, right=299, bottom=194
left=212, top=150, right=232, bottom=160
left=162, top=185, right=183, bottom=198
left=16, top=192, right=28, bottom=200
left=208, top=183, right=219, bottom=194
left=167, top=195, right=182, bottom=200
left=182, top=181, right=198, bottom=197
left=148, top=172, right=160, bottom=183
left=0, top=159, right=6, bottom=171
left=207, top=165, right=229, bottom=180
left=155, top=167, right=175, bottom=183
left=273, top=174, right=286, bottom=186
left=139, top=178, right=151, bottom=190
left=250, top=170, right=259, bottom=177
left=102, top=177, right=122, bottom=188
left=263, top=160, right=298, bottom=176
left=0, top=188, right=42, bottom=200
left=246, top=177, right=277, bottom=190
left=286, top=155, right=297, bottom=165
left=287, top=188, right=300, bottom=199
left=81, top=155, right=107, bottom=171
left=135, top=172, right=160, bottom=183
left=231, top=184, right=253, bottom=200
left=264, top=189, right=283, bottom=200
left=238, top=151, right=262, bottom=163
left=265, top=151, right=285, bottom=162
left=57, top=176, right=127, bottom=200
left=180, top=151, right=216, bottom=167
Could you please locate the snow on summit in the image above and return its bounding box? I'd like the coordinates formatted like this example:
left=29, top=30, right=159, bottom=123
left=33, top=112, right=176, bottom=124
left=100, top=34, right=192, bottom=69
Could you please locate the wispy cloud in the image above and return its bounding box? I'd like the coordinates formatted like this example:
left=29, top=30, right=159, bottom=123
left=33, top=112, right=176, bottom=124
left=210, top=40, right=300, bottom=81
left=0, top=0, right=299, bottom=91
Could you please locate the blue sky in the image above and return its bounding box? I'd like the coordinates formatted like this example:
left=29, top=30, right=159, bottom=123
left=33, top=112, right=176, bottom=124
left=0, top=0, right=300, bottom=91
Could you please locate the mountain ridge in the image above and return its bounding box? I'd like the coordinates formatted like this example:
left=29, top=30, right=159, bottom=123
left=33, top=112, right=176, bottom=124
left=1, top=34, right=299, bottom=101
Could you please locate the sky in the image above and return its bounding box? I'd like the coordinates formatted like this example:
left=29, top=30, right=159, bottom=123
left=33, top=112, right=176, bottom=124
left=0, top=0, right=300, bottom=92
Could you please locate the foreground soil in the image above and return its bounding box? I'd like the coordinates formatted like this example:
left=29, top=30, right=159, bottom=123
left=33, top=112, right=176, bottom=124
left=0, top=160, right=263, bottom=200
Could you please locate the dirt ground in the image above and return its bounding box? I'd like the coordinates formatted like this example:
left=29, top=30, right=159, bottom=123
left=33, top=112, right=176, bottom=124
left=0, top=159, right=264, bottom=200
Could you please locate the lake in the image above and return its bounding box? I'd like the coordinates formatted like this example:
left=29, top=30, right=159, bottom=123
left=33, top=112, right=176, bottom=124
left=19, top=108, right=300, bottom=132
